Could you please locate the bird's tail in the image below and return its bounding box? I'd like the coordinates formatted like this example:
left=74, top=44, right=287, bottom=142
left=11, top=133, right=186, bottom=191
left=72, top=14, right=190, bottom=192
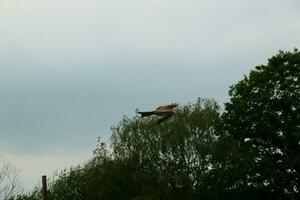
left=138, top=111, right=154, bottom=117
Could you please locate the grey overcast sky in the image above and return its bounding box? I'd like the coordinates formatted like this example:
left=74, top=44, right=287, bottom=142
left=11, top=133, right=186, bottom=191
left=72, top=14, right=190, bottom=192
left=1, top=0, right=300, bottom=191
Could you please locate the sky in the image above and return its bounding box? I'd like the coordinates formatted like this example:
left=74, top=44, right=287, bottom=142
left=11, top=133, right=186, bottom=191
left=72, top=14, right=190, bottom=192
left=0, top=0, right=300, bottom=192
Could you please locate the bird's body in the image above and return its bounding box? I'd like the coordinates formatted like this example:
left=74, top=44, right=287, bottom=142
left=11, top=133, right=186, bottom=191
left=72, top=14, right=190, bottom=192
left=138, top=104, right=177, bottom=124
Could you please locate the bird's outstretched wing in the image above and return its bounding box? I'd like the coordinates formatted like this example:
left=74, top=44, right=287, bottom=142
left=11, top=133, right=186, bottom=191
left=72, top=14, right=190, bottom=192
left=157, top=113, right=173, bottom=124
left=155, top=103, right=177, bottom=111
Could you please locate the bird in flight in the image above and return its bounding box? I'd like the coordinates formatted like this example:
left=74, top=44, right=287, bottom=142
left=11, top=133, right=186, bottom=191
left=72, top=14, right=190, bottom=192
left=138, top=103, right=178, bottom=124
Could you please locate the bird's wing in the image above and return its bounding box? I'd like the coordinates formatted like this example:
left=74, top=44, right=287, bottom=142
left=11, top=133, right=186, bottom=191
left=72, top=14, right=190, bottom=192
left=156, top=106, right=173, bottom=112
left=155, top=105, right=164, bottom=110
left=156, top=104, right=177, bottom=111
left=157, top=113, right=173, bottom=124
left=165, top=104, right=175, bottom=108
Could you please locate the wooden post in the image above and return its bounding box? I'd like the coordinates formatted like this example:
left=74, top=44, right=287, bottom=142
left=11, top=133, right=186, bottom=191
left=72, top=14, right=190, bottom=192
left=42, top=175, right=48, bottom=200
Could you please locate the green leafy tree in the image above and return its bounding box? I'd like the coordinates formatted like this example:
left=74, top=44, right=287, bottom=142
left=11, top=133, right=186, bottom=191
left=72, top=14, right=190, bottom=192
left=221, top=49, right=300, bottom=199
left=47, top=166, right=89, bottom=200
left=12, top=99, right=221, bottom=200
left=10, top=188, right=41, bottom=200
left=110, top=98, right=221, bottom=199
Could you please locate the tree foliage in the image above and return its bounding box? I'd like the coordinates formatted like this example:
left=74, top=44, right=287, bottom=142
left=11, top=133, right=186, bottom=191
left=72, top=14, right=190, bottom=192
left=109, top=98, right=221, bottom=199
left=15, top=98, right=221, bottom=200
left=221, top=49, right=300, bottom=198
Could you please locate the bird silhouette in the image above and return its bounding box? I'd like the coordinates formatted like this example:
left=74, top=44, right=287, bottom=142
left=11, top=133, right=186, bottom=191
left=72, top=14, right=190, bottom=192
left=138, top=103, right=178, bottom=124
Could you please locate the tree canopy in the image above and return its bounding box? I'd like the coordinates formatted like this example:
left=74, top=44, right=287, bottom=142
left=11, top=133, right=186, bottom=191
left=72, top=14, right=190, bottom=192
left=221, top=49, right=300, bottom=199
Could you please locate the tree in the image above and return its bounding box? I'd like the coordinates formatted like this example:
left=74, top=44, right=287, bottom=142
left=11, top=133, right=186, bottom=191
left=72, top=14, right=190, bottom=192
left=110, top=98, right=221, bottom=199
left=25, top=98, right=221, bottom=200
left=221, top=49, right=300, bottom=198
left=10, top=188, right=41, bottom=200
left=0, top=157, right=20, bottom=200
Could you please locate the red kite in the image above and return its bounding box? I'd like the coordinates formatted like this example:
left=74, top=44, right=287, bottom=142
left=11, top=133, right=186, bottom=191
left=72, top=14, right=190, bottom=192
left=138, top=103, right=178, bottom=124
